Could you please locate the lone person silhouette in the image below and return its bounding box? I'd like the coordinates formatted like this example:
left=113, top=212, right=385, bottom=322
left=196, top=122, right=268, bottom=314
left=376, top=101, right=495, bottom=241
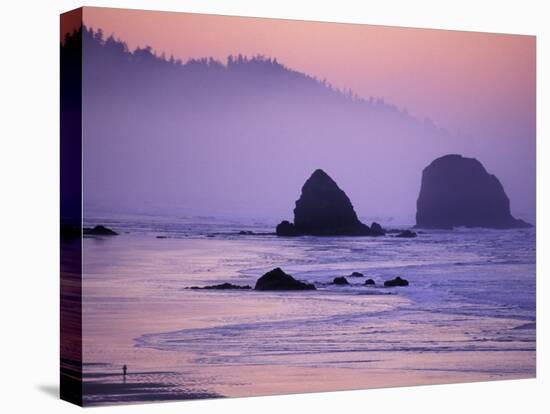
left=123, top=364, right=127, bottom=380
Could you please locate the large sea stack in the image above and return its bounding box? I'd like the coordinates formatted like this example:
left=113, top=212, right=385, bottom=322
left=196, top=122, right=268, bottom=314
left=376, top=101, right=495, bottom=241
left=415, top=154, right=531, bottom=229
left=276, top=169, right=381, bottom=236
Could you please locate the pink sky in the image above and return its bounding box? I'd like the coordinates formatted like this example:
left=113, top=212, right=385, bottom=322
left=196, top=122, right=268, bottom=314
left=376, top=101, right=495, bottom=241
left=77, top=6, right=535, bottom=135
left=59, top=6, right=537, bottom=222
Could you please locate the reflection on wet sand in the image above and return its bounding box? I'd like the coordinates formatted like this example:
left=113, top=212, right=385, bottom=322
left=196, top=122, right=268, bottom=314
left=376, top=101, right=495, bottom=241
left=81, top=229, right=535, bottom=405
left=82, top=363, right=221, bottom=406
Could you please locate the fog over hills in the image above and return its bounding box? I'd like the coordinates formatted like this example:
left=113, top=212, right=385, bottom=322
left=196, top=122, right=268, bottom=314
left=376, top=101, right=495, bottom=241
left=65, top=27, right=534, bottom=224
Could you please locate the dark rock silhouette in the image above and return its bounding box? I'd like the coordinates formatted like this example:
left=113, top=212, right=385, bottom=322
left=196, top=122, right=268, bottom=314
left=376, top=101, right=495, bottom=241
left=333, top=276, right=349, bottom=285
left=370, top=222, right=386, bottom=236
left=254, top=268, right=316, bottom=291
left=364, top=279, right=376, bottom=286
left=384, top=277, right=409, bottom=287
left=293, top=169, right=368, bottom=235
left=276, top=169, right=383, bottom=236
left=83, top=225, right=118, bottom=236
left=189, top=282, right=251, bottom=290
left=275, top=220, right=299, bottom=237
left=416, top=154, right=531, bottom=229
left=395, top=230, right=417, bottom=238
left=349, top=271, right=364, bottom=277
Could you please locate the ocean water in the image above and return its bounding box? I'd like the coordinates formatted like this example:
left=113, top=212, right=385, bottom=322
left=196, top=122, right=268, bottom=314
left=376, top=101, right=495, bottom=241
left=80, top=215, right=536, bottom=405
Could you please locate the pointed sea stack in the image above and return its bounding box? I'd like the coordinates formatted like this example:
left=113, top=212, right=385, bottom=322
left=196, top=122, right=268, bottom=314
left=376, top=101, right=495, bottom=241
left=415, top=154, right=531, bottom=229
left=276, top=169, right=380, bottom=236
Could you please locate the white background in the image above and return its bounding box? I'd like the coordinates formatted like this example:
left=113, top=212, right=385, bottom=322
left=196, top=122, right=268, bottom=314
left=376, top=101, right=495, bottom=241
left=0, top=0, right=547, bottom=412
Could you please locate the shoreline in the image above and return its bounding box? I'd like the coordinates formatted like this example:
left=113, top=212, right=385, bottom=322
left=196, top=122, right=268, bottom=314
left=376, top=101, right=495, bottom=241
left=81, top=230, right=535, bottom=403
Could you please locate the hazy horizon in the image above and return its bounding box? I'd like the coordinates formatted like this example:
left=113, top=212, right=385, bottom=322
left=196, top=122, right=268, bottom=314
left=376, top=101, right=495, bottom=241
left=66, top=8, right=536, bottom=225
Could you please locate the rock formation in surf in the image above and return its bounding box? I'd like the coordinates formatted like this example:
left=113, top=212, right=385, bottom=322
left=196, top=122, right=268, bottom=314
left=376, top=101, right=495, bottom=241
left=83, top=225, right=118, bottom=236
left=395, top=230, right=417, bottom=238
left=333, top=277, right=349, bottom=285
left=415, top=154, right=531, bottom=229
left=276, top=169, right=383, bottom=236
left=384, top=276, right=409, bottom=287
left=189, top=283, right=251, bottom=290
left=254, top=268, right=316, bottom=291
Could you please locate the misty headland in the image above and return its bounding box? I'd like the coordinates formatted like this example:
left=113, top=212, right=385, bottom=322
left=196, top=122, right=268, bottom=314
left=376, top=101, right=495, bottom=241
left=61, top=24, right=536, bottom=405
left=61, top=26, right=535, bottom=225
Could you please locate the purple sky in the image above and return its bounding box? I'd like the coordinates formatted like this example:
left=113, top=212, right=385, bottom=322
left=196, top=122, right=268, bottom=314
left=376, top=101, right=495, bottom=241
left=77, top=7, right=536, bottom=225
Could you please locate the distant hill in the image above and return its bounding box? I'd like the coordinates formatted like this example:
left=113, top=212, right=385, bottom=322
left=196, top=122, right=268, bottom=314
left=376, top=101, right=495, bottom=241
left=63, top=27, right=476, bottom=222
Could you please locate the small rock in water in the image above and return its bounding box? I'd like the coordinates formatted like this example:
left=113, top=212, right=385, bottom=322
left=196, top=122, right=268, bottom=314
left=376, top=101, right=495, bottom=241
left=370, top=222, right=386, bottom=236
left=364, top=279, right=376, bottom=286
left=83, top=225, right=118, bottom=236
left=255, top=268, right=316, bottom=291
left=333, top=276, right=349, bottom=285
left=189, top=283, right=251, bottom=290
left=275, top=220, right=300, bottom=236
left=395, top=230, right=417, bottom=238
left=384, top=276, right=409, bottom=287
left=349, top=271, right=364, bottom=277
left=238, top=230, right=255, bottom=235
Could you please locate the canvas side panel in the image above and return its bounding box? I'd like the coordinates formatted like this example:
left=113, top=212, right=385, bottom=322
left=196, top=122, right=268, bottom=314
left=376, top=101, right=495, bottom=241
left=60, top=7, right=83, bottom=407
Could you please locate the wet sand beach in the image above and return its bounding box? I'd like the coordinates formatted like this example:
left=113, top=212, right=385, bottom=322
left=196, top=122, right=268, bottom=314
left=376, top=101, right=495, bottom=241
left=80, top=223, right=535, bottom=405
